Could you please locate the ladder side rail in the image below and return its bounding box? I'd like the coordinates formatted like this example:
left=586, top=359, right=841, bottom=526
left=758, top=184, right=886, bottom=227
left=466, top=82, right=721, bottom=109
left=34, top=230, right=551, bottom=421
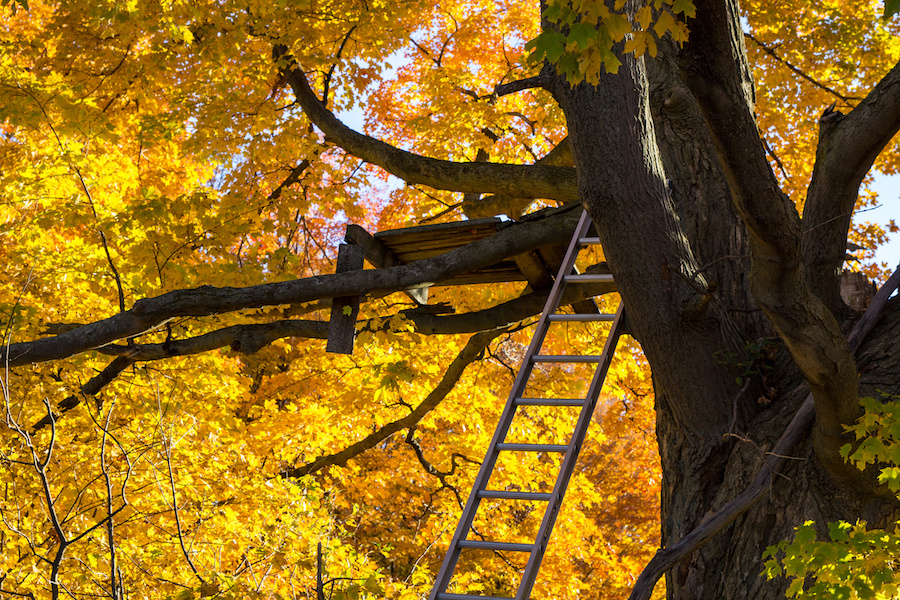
left=428, top=211, right=593, bottom=600
left=429, top=210, right=600, bottom=600
left=426, top=360, right=534, bottom=600
left=514, top=305, right=627, bottom=600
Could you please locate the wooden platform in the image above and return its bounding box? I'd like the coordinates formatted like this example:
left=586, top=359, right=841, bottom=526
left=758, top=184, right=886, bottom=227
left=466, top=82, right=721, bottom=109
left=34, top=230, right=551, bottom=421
left=347, top=216, right=572, bottom=289
left=327, top=205, right=599, bottom=353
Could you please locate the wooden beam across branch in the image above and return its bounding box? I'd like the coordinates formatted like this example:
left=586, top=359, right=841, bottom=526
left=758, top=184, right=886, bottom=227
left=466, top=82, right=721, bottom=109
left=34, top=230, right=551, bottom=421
left=344, top=224, right=429, bottom=305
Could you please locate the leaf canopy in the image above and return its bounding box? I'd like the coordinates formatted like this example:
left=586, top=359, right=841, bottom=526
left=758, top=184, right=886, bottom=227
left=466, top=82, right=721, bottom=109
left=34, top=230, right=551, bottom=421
left=0, top=0, right=898, bottom=598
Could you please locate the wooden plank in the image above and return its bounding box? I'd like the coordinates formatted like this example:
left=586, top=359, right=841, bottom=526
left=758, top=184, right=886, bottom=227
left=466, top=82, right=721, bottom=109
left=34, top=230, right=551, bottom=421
left=345, top=221, right=524, bottom=288
left=374, top=220, right=504, bottom=257
left=378, top=230, right=498, bottom=247
left=390, top=247, right=520, bottom=263
left=344, top=224, right=429, bottom=304
left=326, top=243, right=365, bottom=354
left=374, top=216, right=503, bottom=241
left=345, top=224, right=398, bottom=268
left=380, top=239, right=485, bottom=253
left=344, top=216, right=566, bottom=289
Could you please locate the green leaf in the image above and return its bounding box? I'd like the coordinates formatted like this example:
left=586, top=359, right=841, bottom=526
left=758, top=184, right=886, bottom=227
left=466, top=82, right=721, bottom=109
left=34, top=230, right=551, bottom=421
left=840, top=442, right=852, bottom=459
left=525, top=30, right=567, bottom=64
left=878, top=466, right=900, bottom=491
left=173, top=590, right=195, bottom=600
left=671, top=0, right=696, bottom=17
left=786, top=576, right=806, bottom=597
left=605, top=13, right=631, bottom=42
left=794, top=522, right=818, bottom=545
left=828, top=520, right=852, bottom=542
left=567, top=23, right=598, bottom=51
left=363, top=574, right=383, bottom=595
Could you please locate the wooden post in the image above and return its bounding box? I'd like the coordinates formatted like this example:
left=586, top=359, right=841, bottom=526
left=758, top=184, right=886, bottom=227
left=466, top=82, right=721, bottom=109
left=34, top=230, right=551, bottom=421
left=326, top=243, right=365, bottom=354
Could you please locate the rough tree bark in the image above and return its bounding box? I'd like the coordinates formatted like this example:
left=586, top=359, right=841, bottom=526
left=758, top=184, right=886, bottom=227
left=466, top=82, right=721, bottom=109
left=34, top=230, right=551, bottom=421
left=547, top=3, right=900, bottom=599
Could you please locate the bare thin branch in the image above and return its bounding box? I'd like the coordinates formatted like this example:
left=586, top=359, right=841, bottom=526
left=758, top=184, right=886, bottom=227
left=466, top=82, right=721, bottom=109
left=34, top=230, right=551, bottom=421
left=23, top=85, right=127, bottom=314
left=163, top=436, right=206, bottom=585
left=268, top=160, right=311, bottom=201
left=32, top=357, right=135, bottom=432
left=744, top=33, right=862, bottom=103
left=99, top=401, right=119, bottom=600
left=282, top=328, right=503, bottom=477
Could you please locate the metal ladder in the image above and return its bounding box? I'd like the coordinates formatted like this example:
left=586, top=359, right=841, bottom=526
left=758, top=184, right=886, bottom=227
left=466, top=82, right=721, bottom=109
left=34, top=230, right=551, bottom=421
left=428, top=209, right=626, bottom=600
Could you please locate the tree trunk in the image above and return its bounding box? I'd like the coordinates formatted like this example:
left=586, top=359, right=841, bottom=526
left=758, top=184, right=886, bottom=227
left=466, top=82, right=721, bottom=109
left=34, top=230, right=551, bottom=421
left=546, top=11, right=900, bottom=600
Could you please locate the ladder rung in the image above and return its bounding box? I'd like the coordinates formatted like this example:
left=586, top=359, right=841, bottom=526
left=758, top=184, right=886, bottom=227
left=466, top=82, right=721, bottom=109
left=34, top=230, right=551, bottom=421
left=478, top=490, right=553, bottom=501
left=532, top=354, right=602, bottom=363
left=438, top=594, right=515, bottom=600
left=577, top=237, right=602, bottom=245
left=514, top=397, right=584, bottom=406
left=547, top=314, right=616, bottom=322
left=457, top=540, right=533, bottom=552
left=563, top=274, right=614, bottom=283
left=496, top=442, right=568, bottom=452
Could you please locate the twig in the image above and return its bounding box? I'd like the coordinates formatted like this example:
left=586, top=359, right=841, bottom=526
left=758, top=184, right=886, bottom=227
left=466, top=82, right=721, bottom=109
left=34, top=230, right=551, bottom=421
left=268, top=160, right=311, bottom=201
left=24, top=86, right=127, bottom=313
left=32, top=356, right=135, bottom=432
left=163, top=435, right=205, bottom=585
left=322, top=26, right=358, bottom=104
left=283, top=328, right=505, bottom=477
left=99, top=401, right=119, bottom=600
left=316, top=543, right=325, bottom=600
left=744, top=33, right=862, bottom=104
left=405, top=428, right=479, bottom=509
left=763, top=137, right=790, bottom=181
left=419, top=202, right=464, bottom=224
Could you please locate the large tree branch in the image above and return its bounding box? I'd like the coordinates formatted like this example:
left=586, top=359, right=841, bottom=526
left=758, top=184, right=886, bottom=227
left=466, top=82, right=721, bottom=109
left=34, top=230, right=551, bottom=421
left=802, top=59, right=900, bottom=309
left=627, top=266, right=900, bottom=600
left=680, top=0, right=860, bottom=472
left=282, top=328, right=502, bottom=477
left=273, top=46, right=579, bottom=203
left=1, top=210, right=579, bottom=367
left=462, top=137, right=576, bottom=219
left=93, top=279, right=617, bottom=361
left=551, top=34, right=745, bottom=440
left=45, top=267, right=611, bottom=433
left=680, top=2, right=797, bottom=263
left=494, top=74, right=553, bottom=97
